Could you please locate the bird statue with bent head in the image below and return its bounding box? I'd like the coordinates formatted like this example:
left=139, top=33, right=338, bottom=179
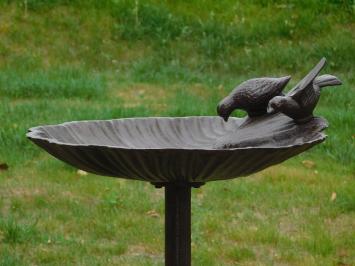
left=217, top=76, right=291, bottom=121
left=267, top=57, right=342, bottom=124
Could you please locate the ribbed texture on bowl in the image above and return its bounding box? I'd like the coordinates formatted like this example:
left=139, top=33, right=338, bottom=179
left=27, top=115, right=327, bottom=183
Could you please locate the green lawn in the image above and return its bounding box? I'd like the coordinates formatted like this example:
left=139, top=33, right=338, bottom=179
left=0, top=1, right=354, bottom=265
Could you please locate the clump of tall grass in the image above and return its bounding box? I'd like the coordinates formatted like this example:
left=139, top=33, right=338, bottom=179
left=0, top=217, right=40, bottom=244
left=0, top=67, right=106, bottom=99
left=0, top=249, right=23, bottom=266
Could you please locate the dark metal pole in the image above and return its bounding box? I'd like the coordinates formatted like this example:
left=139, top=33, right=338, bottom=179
left=165, top=184, right=191, bottom=266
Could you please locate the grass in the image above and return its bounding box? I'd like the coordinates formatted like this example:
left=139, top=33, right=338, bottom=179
left=0, top=67, right=106, bottom=98
left=0, top=0, right=354, bottom=265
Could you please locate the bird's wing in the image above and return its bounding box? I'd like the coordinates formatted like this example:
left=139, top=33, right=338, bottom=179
left=247, top=77, right=290, bottom=104
left=297, top=84, right=320, bottom=108
left=260, top=76, right=290, bottom=94
left=287, top=57, right=326, bottom=99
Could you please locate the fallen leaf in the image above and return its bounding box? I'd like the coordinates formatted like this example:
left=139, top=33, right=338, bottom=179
left=146, top=210, right=160, bottom=218
left=330, top=192, right=336, bottom=201
left=77, top=170, right=88, bottom=176
left=0, top=163, right=9, bottom=171
left=338, top=249, right=348, bottom=258
left=302, top=160, right=315, bottom=169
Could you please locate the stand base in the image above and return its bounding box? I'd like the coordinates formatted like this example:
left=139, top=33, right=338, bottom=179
left=165, top=184, right=191, bottom=266
left=152, top=182, right=204, bottom=266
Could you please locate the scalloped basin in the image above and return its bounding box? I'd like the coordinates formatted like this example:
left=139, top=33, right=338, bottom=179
left=27, top=115, right=327, bottom=183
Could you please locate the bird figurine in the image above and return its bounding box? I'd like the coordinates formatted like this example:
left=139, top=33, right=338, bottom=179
left=217, top=76, right=291, bottom=121
left=267, top=58, right=342, bottom=124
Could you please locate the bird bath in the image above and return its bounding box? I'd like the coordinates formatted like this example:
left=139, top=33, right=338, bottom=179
left=27, top=58, right=340, bottom=266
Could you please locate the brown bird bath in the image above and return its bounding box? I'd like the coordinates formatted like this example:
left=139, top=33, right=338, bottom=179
left=27, top=114, right=327, bottom=266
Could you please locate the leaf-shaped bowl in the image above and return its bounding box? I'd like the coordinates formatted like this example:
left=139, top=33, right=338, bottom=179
left=27, top=114, right=327, bottom=183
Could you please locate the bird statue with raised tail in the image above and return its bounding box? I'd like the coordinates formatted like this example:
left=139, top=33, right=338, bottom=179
left=217, top=76, right=291, bottom=121
left=267, top=57, right=342, bottom=124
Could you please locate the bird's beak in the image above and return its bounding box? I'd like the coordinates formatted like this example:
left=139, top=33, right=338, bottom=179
left=217, top=103, right=229, bottom=122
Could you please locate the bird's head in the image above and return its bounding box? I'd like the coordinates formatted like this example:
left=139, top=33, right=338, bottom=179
left=267, top=96, right=288, bottom=113
left=313, top=74, right=342, bottom=88
left=217, top=99, right=234, bottom=122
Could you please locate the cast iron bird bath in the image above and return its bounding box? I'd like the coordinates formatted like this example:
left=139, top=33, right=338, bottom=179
left=27, top=58, right=341, bottom=266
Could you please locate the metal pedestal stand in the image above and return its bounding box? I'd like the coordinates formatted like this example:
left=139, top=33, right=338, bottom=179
left=153, top=182, right=204, bottom=266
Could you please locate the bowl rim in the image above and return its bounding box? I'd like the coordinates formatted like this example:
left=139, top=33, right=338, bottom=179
left=26, top=116, right=328, bottom=151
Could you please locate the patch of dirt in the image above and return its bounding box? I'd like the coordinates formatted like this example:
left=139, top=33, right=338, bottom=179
left=325, top=214, right=355, bottom=236
left=126, top=244, right=161, bottom=258
left=278, top=215, right=301, bottom=240
left=111, top=83, right=173, bottom=111
left=9, top=187, right=45, bottom=197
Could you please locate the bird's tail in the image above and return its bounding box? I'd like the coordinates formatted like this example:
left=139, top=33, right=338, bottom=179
left=314, top=74, right=342, bottom=88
